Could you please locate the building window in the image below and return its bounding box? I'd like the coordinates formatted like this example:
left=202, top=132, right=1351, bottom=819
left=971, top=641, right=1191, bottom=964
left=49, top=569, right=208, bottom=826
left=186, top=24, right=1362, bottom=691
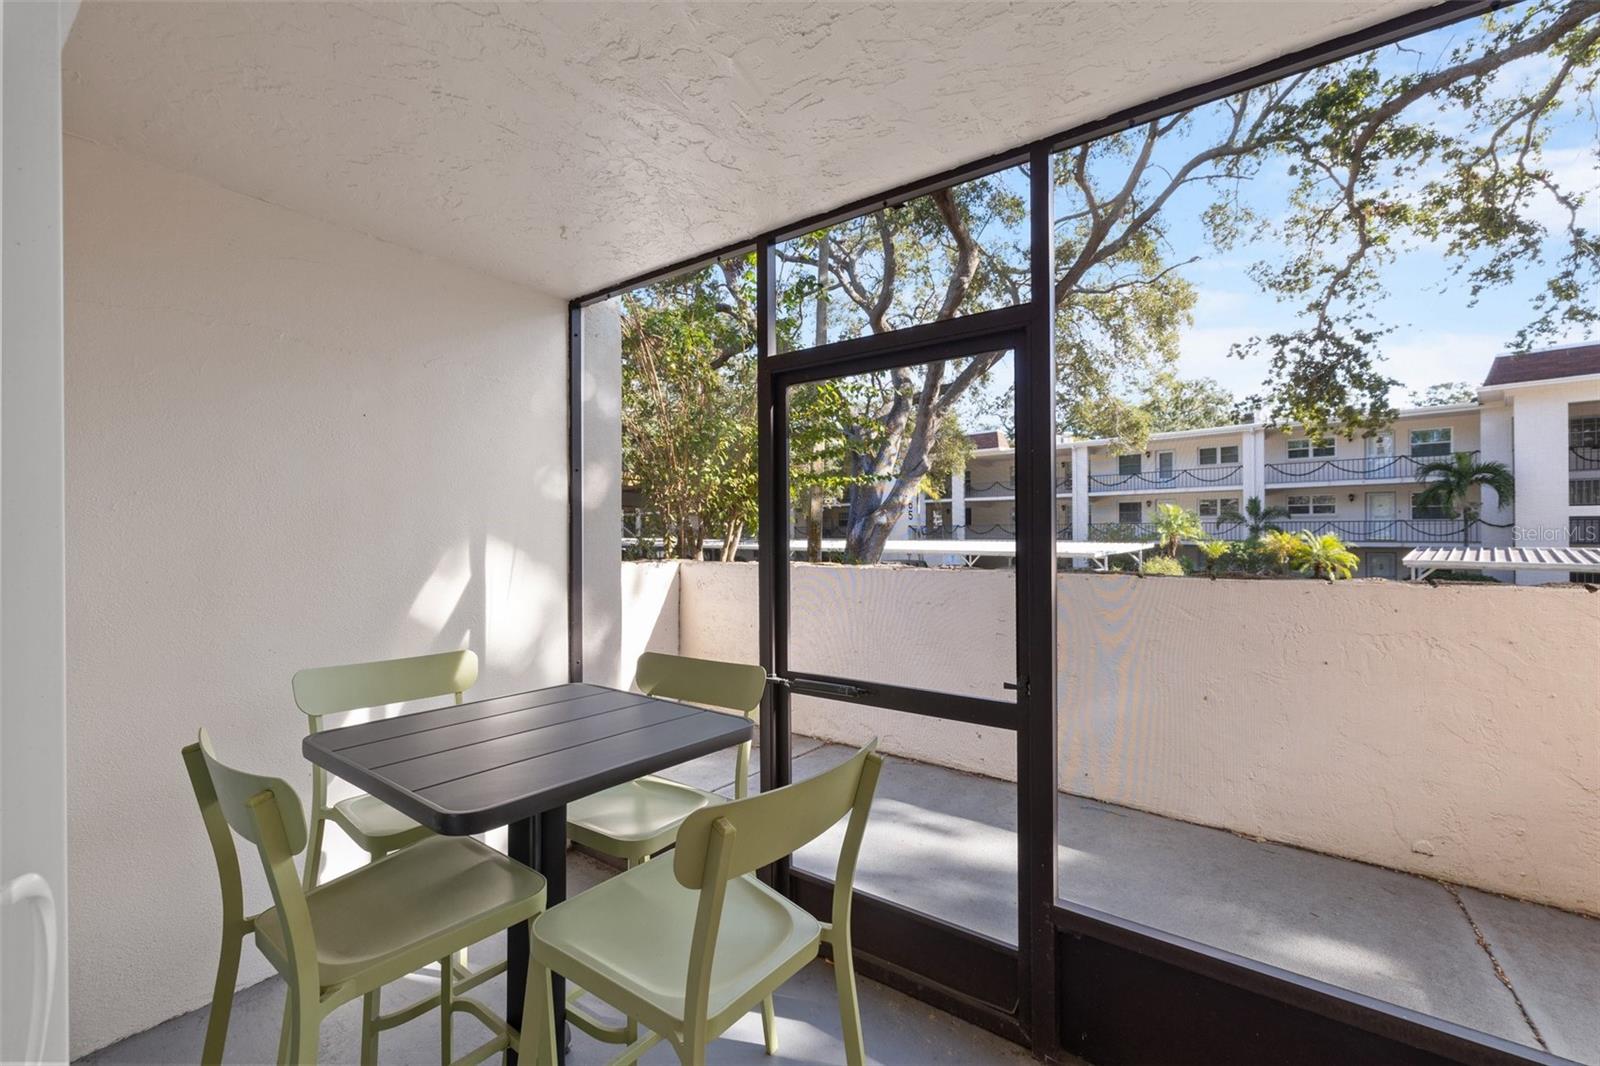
left=1118, top=502, right=1142, bottom=524
left=1219, top=444, right=1240, bottom=464
left=1288, top=495, right=1336, bottom=516
left=1411, top=493, right=1451, bottom=520
left=1287, top=438, right=1335, bottom=459
left=1571, top=416, right=1600, bottom=449
left=1571, top=572, right=1600, bottom=585
left=1220, top=498, right=1240, bottom=516
left=1117, top=454, right=1141, bottom=476
left=1409, top=428, right=1453, bottom=457
left=1197, top=498, right=1239, bottom=518
left=1198, top=499, right=1218, bottom=517
left=1572, top=479, right=1600, bottom=507
left=1572, top=517, right=1600, bottom=546
left=1198, top=447, right=1217, bottom=465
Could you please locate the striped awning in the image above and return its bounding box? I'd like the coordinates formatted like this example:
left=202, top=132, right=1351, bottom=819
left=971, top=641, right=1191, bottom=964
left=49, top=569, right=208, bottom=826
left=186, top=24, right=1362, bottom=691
left=1403, top=545, right=1600, bottom=576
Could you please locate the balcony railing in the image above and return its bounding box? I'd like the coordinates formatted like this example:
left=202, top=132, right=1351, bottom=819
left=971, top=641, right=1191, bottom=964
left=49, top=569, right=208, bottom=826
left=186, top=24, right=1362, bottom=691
left=961, top=478, right=1072, bottom=499
left=1264, top=452, right=1474, bottom=484
left=1087, top=464, right=1242, bottom=493
left=1087, top=518, right=1480, bottom=545
left=1571, top=446, right=1600, bottom=472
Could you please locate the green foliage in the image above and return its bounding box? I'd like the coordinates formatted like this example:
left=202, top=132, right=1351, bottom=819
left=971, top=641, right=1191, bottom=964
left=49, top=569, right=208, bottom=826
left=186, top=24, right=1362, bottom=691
left=1139, top=555, right=1187, bottom=576
left=1408, top=382, right=1479, bottom=407
left=1218, top=496, right=1290, bottom=540
left=1414, top=452, right=1516, bottom=544
left=1139, top=371, right=1244, bottom=435
left=1149, top=503, right=1204, bottom=557
left=1292, top=532, right=1361, bottom=581
left=1257, top=529, right=1304, bottom=573
left=1195, top=538, right=1232, bottom=576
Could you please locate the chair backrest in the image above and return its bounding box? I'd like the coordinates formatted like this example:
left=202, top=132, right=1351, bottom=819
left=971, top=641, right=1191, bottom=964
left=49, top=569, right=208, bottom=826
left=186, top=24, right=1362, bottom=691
left=635, top=652, right=766, bottom=716
left=194, top=728, right=308, bottom=854
left=673, top=740, right=880, bottom=890
left=291, top=649, right=479, bottom=718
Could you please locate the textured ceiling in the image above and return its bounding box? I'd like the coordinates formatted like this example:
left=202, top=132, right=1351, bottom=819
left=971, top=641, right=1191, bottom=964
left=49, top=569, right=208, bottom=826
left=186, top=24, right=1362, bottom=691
left=64, top=1, right=1424, bottom=298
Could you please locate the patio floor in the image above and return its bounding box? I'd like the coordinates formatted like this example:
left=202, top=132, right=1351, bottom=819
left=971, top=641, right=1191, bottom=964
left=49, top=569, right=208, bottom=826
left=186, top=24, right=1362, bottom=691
left=81, top=739, right=1595, bottom=1065
left=661, top=738, right=1599, bottom=1064
left=79, top=847, right=1038, bottom=1066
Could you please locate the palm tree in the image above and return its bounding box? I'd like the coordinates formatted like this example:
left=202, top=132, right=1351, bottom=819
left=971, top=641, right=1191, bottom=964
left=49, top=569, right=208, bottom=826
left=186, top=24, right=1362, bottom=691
left=1150, top=503, right=1203, bottom=557
left=1414, top=453, right=1515, bottom=545
left=1294, top=531, right=1359, bottom=581
left=1195, top=538, right=1230, bottom=577
left=1219, top=495, right=1290, bottom=540
left=1258, top=529, right=1302, bottom=573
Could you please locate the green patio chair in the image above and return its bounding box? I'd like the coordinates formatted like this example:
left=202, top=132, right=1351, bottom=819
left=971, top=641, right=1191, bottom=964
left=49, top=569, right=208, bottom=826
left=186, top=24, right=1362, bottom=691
left=564, top=653, right=766, bottom=1045
left=290, top=649, right=479, bottom=1050
left=526, top=740, right=883, bottom=1066
left=291, top=649, right=479, bottom=888
left=182, top=729, right=547, bottom=1066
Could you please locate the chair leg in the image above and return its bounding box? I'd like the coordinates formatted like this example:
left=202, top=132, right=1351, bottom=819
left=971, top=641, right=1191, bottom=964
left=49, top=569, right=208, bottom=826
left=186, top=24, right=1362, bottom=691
left=200, top=930, right=241, bottom=1065
left=761, top=995, right=778, bottom=1056
left=359, top=989, right=381, bottom=1066
left=289, top=992, right=320, bottom=1066
left=832, top=937, right=866, bottom=1066
left=517, top=940, right=558, bottom=1066
left=439, top=957, right=454, bottom=1065
left=276, top=987, right=292, bottom=1066
left=302, top=815, right=327, bottom=892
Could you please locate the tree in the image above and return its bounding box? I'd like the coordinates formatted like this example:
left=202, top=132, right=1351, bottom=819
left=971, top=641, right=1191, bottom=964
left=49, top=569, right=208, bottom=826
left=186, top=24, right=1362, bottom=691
left=1219, top=496, right=1291, bottom=540
left=1408, top=382, right=1479, bottom=407
left=1414, top=452, right=1516, bottom=543
left=1293, top=532, right=1361, bottom=581
left=631, top=2, right=1599, bottom=564
left=788, top=2, right=1598, bottom=562
left=1139, top=371, right=1244, bottom=432
left=1258, top=529, right=1304, bottom=573
left=1150, top=503, right=1204, bottom=557
left=1195, top=538, right=1232, bottom=576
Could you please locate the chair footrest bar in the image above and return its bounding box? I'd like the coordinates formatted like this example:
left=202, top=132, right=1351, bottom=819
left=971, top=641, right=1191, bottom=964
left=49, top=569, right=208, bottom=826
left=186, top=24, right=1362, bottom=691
left=450, top=1031, right=511, bottom=1066
left=372, top=989, right=443, bottom=1031
left=565, top=996, right=637, bottom=1044
left=453, top=957, right=508, bottom=995
left=611, top=1030, right=665, bottom=1066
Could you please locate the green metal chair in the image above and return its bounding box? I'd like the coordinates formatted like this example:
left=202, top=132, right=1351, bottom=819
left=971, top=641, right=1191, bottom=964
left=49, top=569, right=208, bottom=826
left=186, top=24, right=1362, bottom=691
left=567, top=653, right=766, bottom=867
left=526, top=740, right=883, bottom=1066
left=564, top=653, right=766, bottom=1046
left=291, top=649, right=479, bottom=888
left=182, top=729, right=547, bottom=1066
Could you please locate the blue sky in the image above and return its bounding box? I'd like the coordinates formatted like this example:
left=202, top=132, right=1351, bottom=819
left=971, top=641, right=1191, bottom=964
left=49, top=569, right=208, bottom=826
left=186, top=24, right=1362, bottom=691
left=1111, top=8, right=1599, bottom=405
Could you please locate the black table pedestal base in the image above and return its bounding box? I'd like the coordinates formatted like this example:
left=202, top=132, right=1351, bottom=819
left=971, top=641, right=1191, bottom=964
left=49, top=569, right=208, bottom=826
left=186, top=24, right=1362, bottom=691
left=506, top=808, right=569, bottom=1066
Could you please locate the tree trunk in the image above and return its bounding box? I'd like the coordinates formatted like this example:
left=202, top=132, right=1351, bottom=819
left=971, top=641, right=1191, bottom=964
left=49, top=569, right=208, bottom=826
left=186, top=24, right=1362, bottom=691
left=805, top=241, right=830, bottom=563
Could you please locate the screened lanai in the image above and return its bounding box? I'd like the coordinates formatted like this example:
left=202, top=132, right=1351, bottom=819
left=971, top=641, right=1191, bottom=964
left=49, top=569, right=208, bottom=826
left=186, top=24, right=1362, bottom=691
left=5, top=3, right=1597, bottom=1066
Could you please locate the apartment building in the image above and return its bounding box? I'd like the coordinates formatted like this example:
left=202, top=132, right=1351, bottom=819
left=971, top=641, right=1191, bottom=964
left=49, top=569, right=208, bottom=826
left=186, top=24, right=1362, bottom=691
left=919, top=343, right=1600, bottom=582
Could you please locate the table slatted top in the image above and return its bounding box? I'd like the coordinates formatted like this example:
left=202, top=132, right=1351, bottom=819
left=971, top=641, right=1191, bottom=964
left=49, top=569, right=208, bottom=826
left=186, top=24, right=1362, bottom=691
left=302, top=682, right=754, bottom=835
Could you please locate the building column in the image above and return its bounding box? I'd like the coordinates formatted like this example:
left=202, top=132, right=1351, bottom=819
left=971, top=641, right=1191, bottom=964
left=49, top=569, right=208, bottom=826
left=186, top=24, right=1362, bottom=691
left=1070, top=444, right=1090, bottom=567
left=581, top=299, right=623, bottom=687
left=951, top=466, right=966, bottom=540
left=1477, top=400, right=1514, bottom=551
left=1509, top=385, right=1577, bottom=584
left=1241, top=424, right=1266, bottom=505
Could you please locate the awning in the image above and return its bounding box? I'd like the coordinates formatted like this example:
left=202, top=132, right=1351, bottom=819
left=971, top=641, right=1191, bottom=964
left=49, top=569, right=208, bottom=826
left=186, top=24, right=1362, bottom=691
left=1402, top=546, right=1600, bottom=579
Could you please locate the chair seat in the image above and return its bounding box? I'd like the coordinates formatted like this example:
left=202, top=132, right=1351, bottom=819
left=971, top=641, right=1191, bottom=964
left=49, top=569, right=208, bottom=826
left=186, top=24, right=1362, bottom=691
left=329, top=792, right=431, bottom=854
left=567, top=777, right=724, bottom=862
left=256, top=836, right=545, bottom=989
left=532, top=858, right=820, bottom=1027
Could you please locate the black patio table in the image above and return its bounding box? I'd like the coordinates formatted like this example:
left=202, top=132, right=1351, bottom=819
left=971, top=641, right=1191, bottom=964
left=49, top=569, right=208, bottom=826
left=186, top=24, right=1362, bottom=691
left=302, top=681, right=755, bottom=1065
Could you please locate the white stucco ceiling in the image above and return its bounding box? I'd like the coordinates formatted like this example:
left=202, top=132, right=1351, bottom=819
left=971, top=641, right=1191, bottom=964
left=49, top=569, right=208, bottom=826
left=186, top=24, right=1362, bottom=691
left=64, top=1, right=1427, bottom=299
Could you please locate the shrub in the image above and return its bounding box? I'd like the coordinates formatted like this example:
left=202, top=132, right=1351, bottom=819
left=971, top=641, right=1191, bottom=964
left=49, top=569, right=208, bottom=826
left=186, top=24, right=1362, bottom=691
left=1139, top=555, right=1186, bottom=576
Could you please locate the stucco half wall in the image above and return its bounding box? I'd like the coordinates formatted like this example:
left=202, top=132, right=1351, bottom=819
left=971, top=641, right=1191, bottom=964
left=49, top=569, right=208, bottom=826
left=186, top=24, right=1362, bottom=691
left=624, top=560, right=1600, bottom=915
left=64, top=137, right=571, bottom=1055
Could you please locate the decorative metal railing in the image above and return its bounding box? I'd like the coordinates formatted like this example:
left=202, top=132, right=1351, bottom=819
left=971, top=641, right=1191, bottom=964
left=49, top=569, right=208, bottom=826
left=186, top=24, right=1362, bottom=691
left=1572, top=478, right=1600, bottom=507
left=960, top=477, right=1072, bottom=499
left=1570, top=446, right=1600, bottom=472
left=1086, top=518, right=1479, bottom=545
left=1264, top=452, right=1475, bottom=484
left=1087, top=464, right=1242, bottom=493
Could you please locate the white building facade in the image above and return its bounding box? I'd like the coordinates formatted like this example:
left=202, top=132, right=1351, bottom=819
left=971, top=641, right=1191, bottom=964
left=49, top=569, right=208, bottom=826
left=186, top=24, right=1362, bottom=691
left=919, top=344, right=1600, bottom=583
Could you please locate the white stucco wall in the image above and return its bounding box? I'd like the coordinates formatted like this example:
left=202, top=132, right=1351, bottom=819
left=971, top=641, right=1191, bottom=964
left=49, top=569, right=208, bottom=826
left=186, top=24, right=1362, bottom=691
left=1510, top=382, right=1596, bottom=583
left=64, top=138, right=570, bottom=1055
left=626, top=561, right=1600, bottom=915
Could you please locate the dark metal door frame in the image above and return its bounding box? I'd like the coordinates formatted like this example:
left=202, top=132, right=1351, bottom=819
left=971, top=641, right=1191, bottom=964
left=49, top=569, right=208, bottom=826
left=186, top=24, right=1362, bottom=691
left=754, top=229, right=1061, bottom=1051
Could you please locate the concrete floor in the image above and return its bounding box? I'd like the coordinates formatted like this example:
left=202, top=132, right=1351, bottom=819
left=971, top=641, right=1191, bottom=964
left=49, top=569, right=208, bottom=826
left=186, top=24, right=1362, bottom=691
left=82, top=738, right=1596, bottom=1064
left=665, top=739, right=1599, bottom=1064
left=80, top=847, right=1035, bottom=1066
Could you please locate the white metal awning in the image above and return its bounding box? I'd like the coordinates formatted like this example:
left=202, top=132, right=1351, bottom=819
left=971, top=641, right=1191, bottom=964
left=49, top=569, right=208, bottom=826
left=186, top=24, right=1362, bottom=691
left=1403, top=546, right=1600, bottom=579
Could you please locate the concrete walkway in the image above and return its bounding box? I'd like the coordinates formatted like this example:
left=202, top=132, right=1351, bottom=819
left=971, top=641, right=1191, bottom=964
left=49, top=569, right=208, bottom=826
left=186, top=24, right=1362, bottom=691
left=662, top=739, right=1599, bottom=1064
